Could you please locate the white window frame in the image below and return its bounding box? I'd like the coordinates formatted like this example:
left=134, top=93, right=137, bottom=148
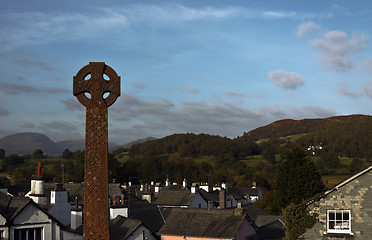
left=327, top=210, right=351, bottom=234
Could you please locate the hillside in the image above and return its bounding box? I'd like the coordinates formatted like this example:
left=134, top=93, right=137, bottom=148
left=242, top=114, right=370, bottom=141
left=0, top=133, right=119, bottom=155
left=0, top=133, right=60, bottom=155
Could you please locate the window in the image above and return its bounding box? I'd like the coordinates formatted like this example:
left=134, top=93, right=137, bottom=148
left=14, top=227, right=43, bottom=240
left=327, top=210, right=351, bottom=234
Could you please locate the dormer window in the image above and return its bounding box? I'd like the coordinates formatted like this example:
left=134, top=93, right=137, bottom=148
left=327, top=210, right=351, bottom=234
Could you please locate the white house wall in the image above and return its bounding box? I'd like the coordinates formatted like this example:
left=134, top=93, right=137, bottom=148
left=0, top=226, right=8, bottom=239
left=62, top=230, right=82, bottom=240
left=11, top=204, right=62, bottom=240
left=127, top=225, right=157, bottom=240
left=13, top=204, right=50, bottom=225
left=188, top=193, right=208, bottom=209
left=0, top=213, right=8, bottom=238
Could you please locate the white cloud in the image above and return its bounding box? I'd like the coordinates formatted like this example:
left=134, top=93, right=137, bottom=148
left=364, top=57, right=372, bottom=70
left=225, top=90, right=245, bottom=97
left=363, top=82, right=372, bottom=98
left=268, top=70, right=305, bottom=90
left=178, top=87, right=200, bottom=93
left=263, top=11, right=296, bottom=19
left=297, top=22, right=320, bottom=37
left=337, top=84, right=363, bottom=98
left=131, top=82, right=146, bottom=89
left=309, top=30, right=368, bottom=71
left=0, top=4, right=310, bottom=49
left=0, top=4, right=242, bottom=48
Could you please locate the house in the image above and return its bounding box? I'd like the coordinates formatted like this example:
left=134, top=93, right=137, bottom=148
left=189, top=189, right=219, bottom=209
left=0, top=192, right=82, bottom=240
left=158, top=206, right=256, bottom=240
left=109, top=216, right=158, bottom=240
left=111, top=191, right=165, bottom=234
left=225, top=188, right=252, bottom=207
left=302, top=165, right=372, bottom=239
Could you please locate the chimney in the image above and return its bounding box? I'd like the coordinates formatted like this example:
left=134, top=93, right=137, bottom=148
left=233, top=202, right=244, bottom=215
left=165, top=178, right=170, bottom=187
left=121, top=193, right=125, bottom=205
left=71, top=198, right=83, bottom=230
left=252, top=181, right=257, bottom=188
left=37, top=162, right=43, bottom=177
left=29, top=162, right=47, bottom=207
left=191, top=183, right=199, bottom=194
left=155, top=183, right=162, bottom=193
left=219, top=189, right=226, bottom=209
left=49, top=183, right=71, bottom=226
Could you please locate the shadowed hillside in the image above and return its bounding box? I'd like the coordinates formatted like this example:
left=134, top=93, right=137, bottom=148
left=0, top=133, right=60, bottom=155
left=242, top=115, right=369, bottom=141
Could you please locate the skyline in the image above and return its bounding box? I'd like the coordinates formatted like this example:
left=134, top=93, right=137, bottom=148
left=1, top=0, right=372, bottom=144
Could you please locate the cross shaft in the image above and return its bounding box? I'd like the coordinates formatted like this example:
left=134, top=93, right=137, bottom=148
left=73, top=62, right=120, bottom=240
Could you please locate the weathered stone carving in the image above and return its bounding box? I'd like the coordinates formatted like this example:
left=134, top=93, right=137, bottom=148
left=73, top=62, right=120, bottom=240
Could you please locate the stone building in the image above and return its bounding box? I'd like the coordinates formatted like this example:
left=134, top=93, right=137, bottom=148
left=302, top=165, right=372, bottom=239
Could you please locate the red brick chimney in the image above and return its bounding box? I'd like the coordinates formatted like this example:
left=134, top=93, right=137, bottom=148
left=37, top=162, right=43, bottom=177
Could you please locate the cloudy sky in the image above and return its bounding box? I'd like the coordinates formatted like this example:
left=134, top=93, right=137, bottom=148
left=1, top=0, right=372, bottom=144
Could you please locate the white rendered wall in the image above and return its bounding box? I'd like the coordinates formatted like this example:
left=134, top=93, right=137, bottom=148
left=110, top=207, right=128, bottom=219
left=127, top=225, right=157, bottom=240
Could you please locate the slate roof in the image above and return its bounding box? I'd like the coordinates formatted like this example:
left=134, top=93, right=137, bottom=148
left=125, top=193, right=165, bottom=232
left=248, top=220, right=285, bottom=240
left=197, top=189, right=219, bottom=203
left=243, top=203, right=282, bottom=228
left=110, top=216, right=143, bottom=240
left=0, top=191, right=69, bottom=229
left=158, top=208, right=246, bottom=238
left=160, top=185, right=186, bottom=191
left=227, top=188, right=246, bottom=200
left=154, top=190, right=195, bottom=206
left=0, top=192, right=32, bottom=221
left=44, top=182, right=121, bottom=203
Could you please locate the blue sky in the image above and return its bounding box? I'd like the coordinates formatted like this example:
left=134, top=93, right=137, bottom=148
left=1, top=0, right=372, bottom=144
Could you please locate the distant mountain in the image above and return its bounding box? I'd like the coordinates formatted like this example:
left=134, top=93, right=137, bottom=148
left=0, top=133, right=60, bottom=155
left=0, top=132, right=120, bottom=156
left=242, top=114, right=370, bottom=141
left=112, top=137, right=156, bottom=151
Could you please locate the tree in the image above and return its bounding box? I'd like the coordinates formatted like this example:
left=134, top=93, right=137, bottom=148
left=320, top=151, right=340, bottom=169
left=32, top=149, right=45, bottom=159
left=282, top=202, right=317, bottom=240
left=275, top=148, right=325, bottom=211
left=0, top=149, right=5, bottom=159
left=350, top=158, right=365, bottom=173
left=73, top=151, right=85, bottom=182
left=0, top=176, right=11, bottom=187
left=62, top=149, right=73, bottom=159
left=3, top=154, right=24, bottom=174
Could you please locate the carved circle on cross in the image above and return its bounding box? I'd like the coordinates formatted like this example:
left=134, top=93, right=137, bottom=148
left=73, top=62, right=121, bottom=108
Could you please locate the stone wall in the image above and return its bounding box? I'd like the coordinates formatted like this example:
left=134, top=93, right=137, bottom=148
left=302, top=170, right=372, bottom=239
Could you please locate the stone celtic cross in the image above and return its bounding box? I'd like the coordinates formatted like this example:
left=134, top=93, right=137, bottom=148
left=73, top=62, right=120, bottom=240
